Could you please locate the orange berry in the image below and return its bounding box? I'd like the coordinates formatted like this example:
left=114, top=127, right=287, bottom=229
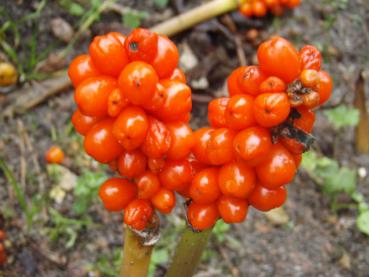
left=118, top=150, right=147, bottom=178
left=84, top=119, right=124, bottom=163
left=233, top=126, right=272, bottom=162
left=89, top=32, right=128, bottom=77
left=151, top=36, right=179, bottom=78
left=187, top=202, right=219, bottom=231
left=255, top=143, right=296, bottom=189
left=237, top=66, right=266, bottom=95
left=249, top=184, right=287, bottom=211
left=141, top=117, right=171, bottom=158
left=208, top=128, right=236, bottom=165
left=151, top=188, right=176, bottom=214
left=118, top=61, right=159, bottom=106
left=124, top=28, right=158, bottom=63
left=136, top=171, right=161, bottom=199
left=189, top=168, right=220, bottom=204
left=148, top=157, right=166, bottom=173
left=113, top=106, right=149, bottom=151
left=227, top=67, right=244, bottom=96
left=218, top=162, right=256, bottom=199
left=159, top=160, right=192, bottom=191
left=45, top=146, right=64, bottom=164
left=71, top=109, right=102, bottom=136
left=253, top=92, right=291, bottom=127
left=208, top=97, right=230, bottom=128
left=124, top=199, right=153, bottom=231
left=74, top=76, right=117, bottom=117
left=225, top=94, right=255, bottom=130
left=68, top=54, right=100, bottom=87
left=166, top=122, right=194, bottom=161
left=258, top=36, right=301, bottom=82
left=259, top=76, right=286, bottom=93
left=217, top=195, right=248, bottom=223
left=316, top=71, right=333, bottom=105
left=192, top=127, right=214, bottom=164
left=99, top=178, right=137, bottom=211
left=107, top=88, right=129, bottom=117
left=154, top=80, right=192, bottom=123
left=300, top=69, right=319, bottom=88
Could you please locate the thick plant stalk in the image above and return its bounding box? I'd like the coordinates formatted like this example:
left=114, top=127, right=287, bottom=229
left=166, top=227, right=212, bottom=277
left=354, top=73, right=369, bottom=154
left=151, top=0, right=240, bottom=36
left=121, top=226, right=153, bottom=277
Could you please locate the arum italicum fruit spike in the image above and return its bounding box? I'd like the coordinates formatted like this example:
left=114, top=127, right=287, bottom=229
left=151, top=0, right=240, bottom=36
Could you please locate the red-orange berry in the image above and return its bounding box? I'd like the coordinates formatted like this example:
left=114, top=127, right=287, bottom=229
left=159, top=160, right=192, bottom=191
left=89, top=32, right=129, bottom=77
left=253, top=92, right=291, bottom=127
left=74, top=76, right=117, bottom=117
left=118, top=61, right=159, bottom=106
left=99, top=178, right=137, bottom=211
left=225, top=95, right=256, bottom=130
left=208, top=97, right=230, bottom=128
left=187, top=202, right=219, bottom=231
left=248, top=184, right=287, bottom=211
left=217, top=195, right=248, bottom=223
left=124, top=199, right=153, bottom=230
left=189, top=168, right=220, bottom=204
left=151, top=188, right=176, bottom=214
left=136, top=171, right=161, bottom=199
left=45, top=146, right=64, bottom=164
left=84, top=119, right=124, bottom=163
left=118, top=150, right=147, bottom=178
left=113, top=106, right=149, bottom=151
left=166, top=122, right=194, bottom=161
left=255, top=143, right=296, bottom=189
left=218, top=161, right=256, bottom=199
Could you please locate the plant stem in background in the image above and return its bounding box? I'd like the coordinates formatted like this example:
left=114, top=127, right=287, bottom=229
left=151, top=0, right=239, bottom=36
left=354, top=73, right=369, bottom=154
left=121, top=226, right=153, bottom=277
left=166, top=227, right=212, bottom=277
left=0, top=158, right=32, bottom=226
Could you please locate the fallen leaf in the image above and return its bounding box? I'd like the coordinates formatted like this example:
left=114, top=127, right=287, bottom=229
left=265, top=207, right=290, bottom=225
left=50, top=18, right=74, bottom=43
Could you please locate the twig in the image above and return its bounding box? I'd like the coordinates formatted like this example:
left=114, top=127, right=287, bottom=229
left=216, top=244, right=240, bottom=277
left=354, top=72, right=369, bottom=154
left=2, top=74, right=71, bottom=117
left=152, top=0, right=240, bottom=36
left=221, top=14, right=247, bottom=66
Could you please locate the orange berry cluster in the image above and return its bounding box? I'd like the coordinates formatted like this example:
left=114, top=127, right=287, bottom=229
left=0, top=230, right=6, bottom=265
left=240, top=0, right=301, bottom=18
left=69, top=29, right=194, bottom=231
left=186, top=36, right=332, bottom=230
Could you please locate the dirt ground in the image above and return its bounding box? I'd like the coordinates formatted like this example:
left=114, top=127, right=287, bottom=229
left=1, top=0, right=369, bottom=276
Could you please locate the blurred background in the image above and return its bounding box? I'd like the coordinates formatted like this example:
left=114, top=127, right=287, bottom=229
left=0, top=0, right=369, bottom=276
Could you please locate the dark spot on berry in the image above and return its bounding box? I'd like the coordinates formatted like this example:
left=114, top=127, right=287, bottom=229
left=129, top=42, right=139, bottom=52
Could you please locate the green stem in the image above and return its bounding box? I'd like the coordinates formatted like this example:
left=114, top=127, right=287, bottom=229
left=166, top=227, right=212, bottom=277
left=151, top=0, right=240, bottom=36
left=121, top=226, right=153, bottom=277
left=0, top=158, right=31, bottom=226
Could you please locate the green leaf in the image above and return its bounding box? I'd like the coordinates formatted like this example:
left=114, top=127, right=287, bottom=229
left=154, top=0, right=169, bottom=8
left=324, top=105, right=359, bottom=129
left=357, top=211, right=369, bottom=236
left=322, top=167, right=356, bottom=195
left=213, top=220, right=230, bottom=242
left=72, top=171, right=106, bottom=215
left=123, top=10, right=148, bottom=28
left=58, top=0, right=85, bottom=16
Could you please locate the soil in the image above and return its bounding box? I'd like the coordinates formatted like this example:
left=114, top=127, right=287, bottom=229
left=1, top=0, right=369, bottom=276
